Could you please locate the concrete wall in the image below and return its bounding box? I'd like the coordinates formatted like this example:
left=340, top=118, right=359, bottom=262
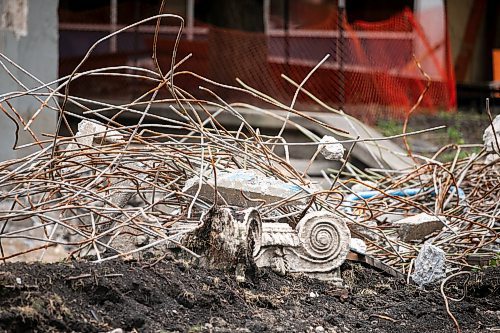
left=447, top=0, right=487, bottom=83
left=0, top=0, right=58, bottom=161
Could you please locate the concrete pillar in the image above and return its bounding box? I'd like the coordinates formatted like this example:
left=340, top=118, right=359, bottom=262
left=0, top=0, right=58, bottom=161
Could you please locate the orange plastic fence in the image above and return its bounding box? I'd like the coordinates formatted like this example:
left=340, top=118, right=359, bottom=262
left=60, top=7, right=456, bottom=122
left=168, top=7, right=456, bottom=121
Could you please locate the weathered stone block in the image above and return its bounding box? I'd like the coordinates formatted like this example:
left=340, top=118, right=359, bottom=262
left=393, top=213, right=445, bottom=242
left=183, top=169, right=306, bottom=207
left=412, top=243, right=446, bottom=286
left=318, top=135, right=345, bottom=161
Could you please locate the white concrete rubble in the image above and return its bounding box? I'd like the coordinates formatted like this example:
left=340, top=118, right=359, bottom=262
left=392, top=213, right=445, bottom=242
left=412, top=243, right=446, bottom=286
left=63, top=120, right=125, bottom=175
left=72, top=119, right=125, bottom=147
left=349, top=220, right=380, bottom=241
left=483, top=115, right=500, bottom=154
left=349, top=238, right=367, bottom=254
left=485, top=153, right=500, bottom=164
left=318, top=135, right=345, bottom=161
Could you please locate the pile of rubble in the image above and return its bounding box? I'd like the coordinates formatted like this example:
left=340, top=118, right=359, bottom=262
left=344, top=136, right=499, bottom=285
left=0, top=15, right=498, bottom=287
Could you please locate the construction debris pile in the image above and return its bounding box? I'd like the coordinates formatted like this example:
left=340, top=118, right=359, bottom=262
left=0, top=16, right=498, bottom=286
left=344, top=144, right=499, bottom=284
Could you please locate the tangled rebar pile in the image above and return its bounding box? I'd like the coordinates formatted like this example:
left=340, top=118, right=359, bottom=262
left=340, top=148, right=499, bottom=278
left=0, top=14, right=498, bottom=282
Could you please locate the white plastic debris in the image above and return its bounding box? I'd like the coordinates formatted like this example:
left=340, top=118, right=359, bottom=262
left=412, top=243, right=446, bottom=286
left=318, top=135, right=345, bottom=161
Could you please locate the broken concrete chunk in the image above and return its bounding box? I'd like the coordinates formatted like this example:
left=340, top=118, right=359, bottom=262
left=89, top=161, right=150, bottom=233
left=66, top=119, right=125, bottom=172
left=183, top=169, right=305, bottom=207
left=77, top=120, right=125, bottom=144
left=67, top=120, right=124, bottom=152
left=349, top=238, right=367, bottom=254
left=412, top=243, right=446, bottom=286
left=483, top=115, right=500, bottom=154
left=393, top=213, right=445, bottom=242
left=484, top=154, right=500, bottom=174
left=63, top=120, right=125, bottom=175
left=134, top=235, right=149, bottom=247
left=318, top=135, right=345, bottom=161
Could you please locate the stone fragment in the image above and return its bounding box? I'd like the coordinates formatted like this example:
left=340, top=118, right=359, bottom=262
left=183, top=169, right=306, bottom=207
left=393, top=213, right=445, bottom=242
left=134, top=235, right=149, bottom=247
left=318, top=135, right=345, bottom=161
left=412, top=243, right=446, bottom=286
left=63, top=120, right=125, bottom=177
left=348, top=220, right=380, bottom=241
left=77, top=120, right=124, bottom=144
left=67, top=120, right=124, bottom=153
left=483, top=115, right=500, bottom=154
left=98, top=162, right=149, bottom=231
left=484, top=154, right=500, bottom=173
left=211, top=317, right=228, bottom=327
left=485, top=153, right=500, bottom=164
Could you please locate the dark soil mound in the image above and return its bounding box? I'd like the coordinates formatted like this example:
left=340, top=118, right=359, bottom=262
left=0, top=259, right=498, bottom=333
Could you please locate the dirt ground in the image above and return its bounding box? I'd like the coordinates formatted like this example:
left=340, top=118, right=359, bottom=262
left=0, top=258, right=498, bottom=333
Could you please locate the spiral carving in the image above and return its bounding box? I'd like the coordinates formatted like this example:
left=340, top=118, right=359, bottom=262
left=296, top=211, right=350, bottom=270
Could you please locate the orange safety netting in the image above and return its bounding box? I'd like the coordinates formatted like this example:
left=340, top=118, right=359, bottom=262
left=60, top=7, right=456, bottom=122
left=166, top=7, right=456, bottom=121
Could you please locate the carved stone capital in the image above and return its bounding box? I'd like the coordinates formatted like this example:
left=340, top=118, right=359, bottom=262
left=255, top=211, right=350, bottom=278
left=169, top=208, right=350, bottom=281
